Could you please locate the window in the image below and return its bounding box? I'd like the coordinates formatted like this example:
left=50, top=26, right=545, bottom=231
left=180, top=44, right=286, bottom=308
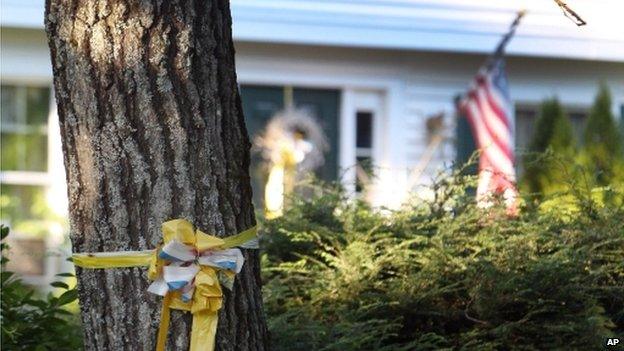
left=515, top=105, right=588, bottom=153
left=240, top=85, right=340, bottom=208
left=1, top=84, right=52, bottom=277
left=1, top=86, right=50, bottom=172
left=344, top=91, right=383, bottom=198
left=514, top=104, right=588, bottom=175
left=355, top=111, right=374, bottom=192
left=356, top=111, right=373, bottom=149
left=1, top=184, right=48, bottom=225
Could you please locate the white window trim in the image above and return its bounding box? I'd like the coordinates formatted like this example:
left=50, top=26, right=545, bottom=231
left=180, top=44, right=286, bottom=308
left=0, top=171, right=51, bottom=185
left=340, top=90, right=385, bottom=201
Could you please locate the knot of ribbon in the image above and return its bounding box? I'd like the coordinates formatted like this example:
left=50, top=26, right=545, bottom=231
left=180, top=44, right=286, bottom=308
left=72, top=218, right=259, bottom=351
left=147, top=219, right=256, bottom=351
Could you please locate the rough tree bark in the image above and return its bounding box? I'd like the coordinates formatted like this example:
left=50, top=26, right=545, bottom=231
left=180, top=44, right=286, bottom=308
left=44, top=0, right=268, bottom=349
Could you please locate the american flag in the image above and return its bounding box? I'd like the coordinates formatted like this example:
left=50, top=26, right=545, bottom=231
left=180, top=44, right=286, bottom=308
left=462, top=59, right=518, bottom=212
left=461, top=12, right=524, bottom=213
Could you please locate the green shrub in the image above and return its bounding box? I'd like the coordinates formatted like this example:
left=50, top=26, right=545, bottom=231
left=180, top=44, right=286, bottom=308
left=261, top=170, right=624, bottom=350
left=1, top=226, right=83, bottom=351
left=579, top=84, right=624, bottom=187
left=522, top=98, right=575, bottom=198
left=521, top=86, right=624, bottom=201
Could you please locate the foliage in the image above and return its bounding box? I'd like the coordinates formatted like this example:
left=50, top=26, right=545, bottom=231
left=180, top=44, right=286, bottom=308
left=521, top=98, right=575, bottom=197
left=620, top=109, right=624, bottom=155
left=578, top=84, right=624, bottom=186
left=529, top=98, right=575, bottom=153
left=1, top=226, right=83, bottom=351
left=0, top=183, right=69, bottom=238
left=583, top=84, right=622, bottom=153
left=260, top=169, right=624, bottom=351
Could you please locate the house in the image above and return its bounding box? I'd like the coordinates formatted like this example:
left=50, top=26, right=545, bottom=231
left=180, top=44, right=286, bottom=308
left=1, top=0, right=623, bottom=284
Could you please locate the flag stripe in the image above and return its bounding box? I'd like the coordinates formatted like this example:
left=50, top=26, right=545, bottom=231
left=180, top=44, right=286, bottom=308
left=477, top=76, right=512, bottom=130
left=461, top=58, right=518, bottom=211
left=469, top=89, right=513, bottom=161
left=465, top=100, right=515, bottom=177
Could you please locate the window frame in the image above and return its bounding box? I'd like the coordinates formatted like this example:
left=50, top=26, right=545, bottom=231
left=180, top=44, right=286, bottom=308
left=341, top=90, right=384, bottom=198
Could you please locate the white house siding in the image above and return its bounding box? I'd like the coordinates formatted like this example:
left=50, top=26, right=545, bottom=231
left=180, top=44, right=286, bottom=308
left=0, top=28, right=51, bottom=83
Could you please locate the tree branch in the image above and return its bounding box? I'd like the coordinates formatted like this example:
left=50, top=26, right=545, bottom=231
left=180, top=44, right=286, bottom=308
left=553, top=0, right=587, bottom=26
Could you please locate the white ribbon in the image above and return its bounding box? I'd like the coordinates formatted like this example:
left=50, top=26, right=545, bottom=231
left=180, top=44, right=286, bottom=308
left=147, top=240, right=245, bottom=301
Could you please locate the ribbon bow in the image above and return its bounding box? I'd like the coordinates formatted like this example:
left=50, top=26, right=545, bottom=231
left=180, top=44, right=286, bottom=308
left=72, top=219, right=258, bottom=351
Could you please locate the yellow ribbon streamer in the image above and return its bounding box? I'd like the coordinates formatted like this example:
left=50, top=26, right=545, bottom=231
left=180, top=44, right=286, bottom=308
left=72, top=250, right=155, bottom=268
left=72, top=219, right=258, bottom=351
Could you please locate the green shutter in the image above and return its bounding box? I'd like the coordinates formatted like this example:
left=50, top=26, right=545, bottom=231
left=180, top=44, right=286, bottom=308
left=240, top=85, right=284, bottom=207
left=293, top=88, right=340, bottom=180
left=240, top=85, right=284, bottom=138
left=455, top=105, right=477, bottom=175
left=620, top=104, right=624, bottom=153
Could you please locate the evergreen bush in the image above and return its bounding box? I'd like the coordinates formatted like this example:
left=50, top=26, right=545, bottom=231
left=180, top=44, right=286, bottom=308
left=522, top=98, right=575, bottom=198
left=1, top=226, right=83, bottom=351
left=261, top=169, right=623, bottom=350
left=579, top=84, right=624, bottom=186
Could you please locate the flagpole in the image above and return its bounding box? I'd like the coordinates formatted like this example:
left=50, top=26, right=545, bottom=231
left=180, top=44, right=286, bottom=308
left=456, top=10, right=525, bottom=104
left=484, top=10, right=526, bottom=71
left=454, top=10, right=526, bottom=152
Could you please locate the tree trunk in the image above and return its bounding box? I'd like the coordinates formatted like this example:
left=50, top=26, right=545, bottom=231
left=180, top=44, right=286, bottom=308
left=44, top=0, right=268, bottom=349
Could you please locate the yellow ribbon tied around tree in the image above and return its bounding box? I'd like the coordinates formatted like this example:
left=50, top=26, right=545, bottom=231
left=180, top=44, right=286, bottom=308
left=72, top=219, right=259, bottom=351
